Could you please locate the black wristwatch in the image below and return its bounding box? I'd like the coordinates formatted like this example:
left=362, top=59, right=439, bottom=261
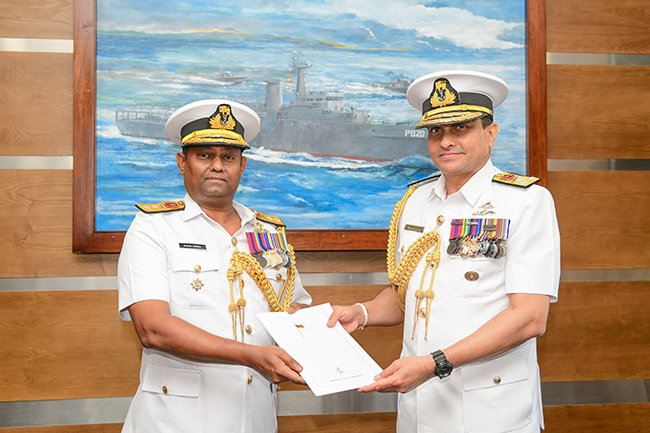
left=431, top=350, right=453, bottom=379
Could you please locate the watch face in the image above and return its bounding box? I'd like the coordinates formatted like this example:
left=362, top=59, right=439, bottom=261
left=432, top=350, right=453, bottom=378
left=437, top=363, right=453, bottom=377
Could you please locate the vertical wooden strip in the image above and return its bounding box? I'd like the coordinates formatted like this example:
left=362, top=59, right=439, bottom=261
left=527, top=0, right=548, bottom=185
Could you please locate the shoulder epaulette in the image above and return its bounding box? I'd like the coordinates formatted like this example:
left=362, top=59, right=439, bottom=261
left=492, top=172, right=540, bottom=188
left=135, top=200, right=185, bottom=213
left=408, top=174, right=441, bottom=189
left=252, top=210, right=286, bottom=228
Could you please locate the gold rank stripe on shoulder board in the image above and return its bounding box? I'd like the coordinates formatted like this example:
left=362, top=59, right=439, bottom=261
left=492, top=172, right=540, bottom=188
left=252, top=210, right=286, bottom=228
left=135, top=200, right=185, bottom=213
left=408, top=174, right=441, bottom=189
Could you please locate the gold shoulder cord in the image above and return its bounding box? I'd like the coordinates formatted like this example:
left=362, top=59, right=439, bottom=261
left=386, top=187, right=444, bottom=340
left=227, top=226, right=296, bottom=341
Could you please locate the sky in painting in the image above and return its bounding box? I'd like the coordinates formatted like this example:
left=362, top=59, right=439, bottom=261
left=98, top=0, right=524, bottom=52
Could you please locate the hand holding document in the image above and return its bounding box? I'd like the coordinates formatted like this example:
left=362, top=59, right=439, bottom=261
left=258, top=303, right=382, bottom=396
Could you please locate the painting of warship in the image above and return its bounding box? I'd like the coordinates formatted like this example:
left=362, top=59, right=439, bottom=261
left=97, top=0, right=527, bottom=232
left=115, top=54, right=428, bottom=161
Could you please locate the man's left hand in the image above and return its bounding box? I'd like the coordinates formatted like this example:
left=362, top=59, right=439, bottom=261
left=358, top=355, right=437, bottom=394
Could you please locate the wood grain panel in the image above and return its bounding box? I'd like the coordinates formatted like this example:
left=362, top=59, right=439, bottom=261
left=547, top=0, right=650, bottom=54
left=0, top=52, right=72, bottom=156
left=547, top=65, right=650, bottom=160
left=0, top=290, right=142, bottom=402
left=0, top=170, right=118, bottom=278
left=547, top=171, right=650, bottom=270
left=0, top=285, right=400, bottom=400
left=278, top=412, right=397, bottom=432
left=0, top=0, right=72, bottom=40
left=543, top=403, right=650, bottom=433
left=295, top=251, right=386, bottom=273
left=539, top=281, right=650, bottom=382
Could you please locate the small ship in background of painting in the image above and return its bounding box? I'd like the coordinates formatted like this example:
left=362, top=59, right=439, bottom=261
left=210, top=67, right=247, bottom=85
left=368, top=71, right=413, bottom=94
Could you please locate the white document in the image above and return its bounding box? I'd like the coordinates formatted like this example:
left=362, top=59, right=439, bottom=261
left=258, top=303, right=383, bottom=396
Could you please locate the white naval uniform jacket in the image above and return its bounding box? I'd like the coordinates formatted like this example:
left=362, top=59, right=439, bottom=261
left=395, top=160, right=560, bottom=433
left=117, top=194, right=312, bottom=433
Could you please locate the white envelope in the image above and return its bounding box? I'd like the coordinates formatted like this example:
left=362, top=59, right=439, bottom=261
left=258, top=303, right=383, bottom=396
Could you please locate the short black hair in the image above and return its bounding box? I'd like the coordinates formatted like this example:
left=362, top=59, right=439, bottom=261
left=481, top=116, right=494, bottom=129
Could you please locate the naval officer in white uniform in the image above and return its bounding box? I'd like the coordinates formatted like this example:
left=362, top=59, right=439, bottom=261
left=328, top=71, right=560, bottom=433
left=118, top=99, right=312, bottom=433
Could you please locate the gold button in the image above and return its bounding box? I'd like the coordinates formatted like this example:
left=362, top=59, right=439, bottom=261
left=419, top=308, right=427, bottom=318
left=162, top=386, right=168, bottom=394
left=231, top=237, right=238, bottom=246
left=465, top=271, right=479, bottom=281
left=247, top=375, right=253, bottom=384
left=400, top=246, right=405, bottom=253
left=493, top=376, right=501, bottom=384
left=194, top=264, right=201, bottom=272
left=245, top=325, right=252, bottom=334
left=276, top=273, right=283, bottom=281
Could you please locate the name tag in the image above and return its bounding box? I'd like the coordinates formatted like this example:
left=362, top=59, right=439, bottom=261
left=179, top=243, right=207, bottom=250
left=404, top=224, right=425, bottom=233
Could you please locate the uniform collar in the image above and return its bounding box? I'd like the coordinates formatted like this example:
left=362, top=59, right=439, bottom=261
left=182, top=193, right=256, bottom=229
left=431, top=159, right=495, bottom=207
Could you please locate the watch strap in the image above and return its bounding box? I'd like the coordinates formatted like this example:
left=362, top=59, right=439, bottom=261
left=431, top=349, right=453, bottom=379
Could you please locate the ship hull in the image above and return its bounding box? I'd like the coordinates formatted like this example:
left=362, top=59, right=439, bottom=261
left=115, top=115, right=429, bottom=161
left=253, top=118, right=429, bottom=161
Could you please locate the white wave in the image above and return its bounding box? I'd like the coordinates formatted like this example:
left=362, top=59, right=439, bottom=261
left=246, top=147, right=384, bottom=170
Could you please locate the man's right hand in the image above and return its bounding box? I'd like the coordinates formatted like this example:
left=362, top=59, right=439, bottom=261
left=327, top=304, right=365, bottom=333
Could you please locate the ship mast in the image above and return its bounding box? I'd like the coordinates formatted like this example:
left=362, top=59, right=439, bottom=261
left=292, top=53, right=311, bottom=97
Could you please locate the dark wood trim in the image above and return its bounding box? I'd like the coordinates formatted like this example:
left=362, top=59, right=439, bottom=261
left=72, top=0, right=547, bottom=253
left=526, top=0, right=548, bottom=186
left=72, top=0, right=98, bottom=253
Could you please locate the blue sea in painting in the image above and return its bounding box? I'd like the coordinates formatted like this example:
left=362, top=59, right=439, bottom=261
left=96, top=0, right=526, bottom=231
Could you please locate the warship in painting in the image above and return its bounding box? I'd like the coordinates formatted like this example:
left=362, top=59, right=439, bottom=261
left=115, top=55, right=429, bottom=161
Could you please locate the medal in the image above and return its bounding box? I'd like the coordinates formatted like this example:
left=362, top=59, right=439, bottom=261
left=448, top=218, right=510, bottom=259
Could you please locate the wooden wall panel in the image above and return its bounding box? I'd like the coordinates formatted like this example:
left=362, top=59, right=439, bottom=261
left=0, top=170, right=118, bottom=278
left=543, top=403, right=650, bottom=433
left=0, top=284, right=400, bottom=401
left=295, top=251, right=386, bottom=274
left=547, top=0, right=650, bottom=54
left=0, top=290, right=142, bottom=402
left=547, top=65, right=650, bottom=160
left=539, top=281, right=650, bottom=382
left=0, top=0, right=73, bottom=40
left=278, top=412, right=397, bottom=432
left=547, top=171, right=650, bottom=270
left=0, top=52, right=72, bottom=156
